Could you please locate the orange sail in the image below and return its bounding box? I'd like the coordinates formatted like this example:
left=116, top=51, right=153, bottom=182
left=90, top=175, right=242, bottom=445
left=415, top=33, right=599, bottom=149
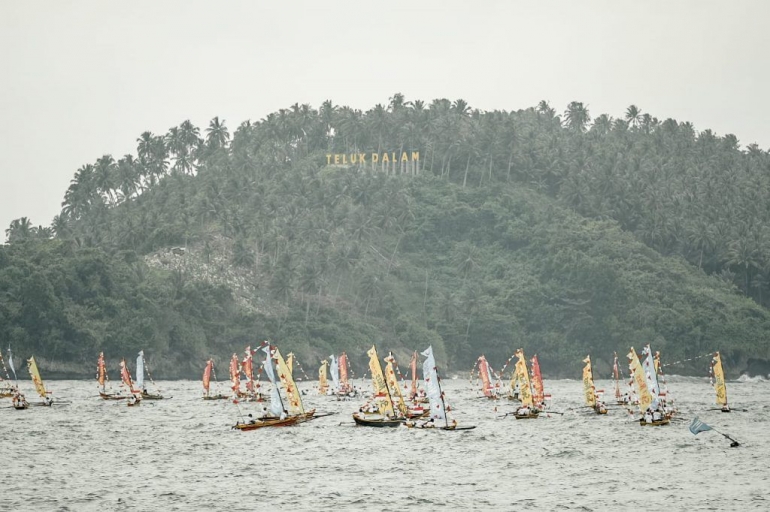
left=203, top=359, right=212, bottom=394
left=119, top=359, right=139, bottom=394
left=242, top=347, right=254, bottom=393
left=530, top=355, right=544, bottom=406
left=229, top=353, right=240, bottom=395
left=613, top=352, right=621, bottom=401
left=339, top=352, right=350, bottom=393
left=410, top=351, right=418, bottom=398
left=478, top=355, right=494, bottom=397
left=97, top=352, right=107, bottom=390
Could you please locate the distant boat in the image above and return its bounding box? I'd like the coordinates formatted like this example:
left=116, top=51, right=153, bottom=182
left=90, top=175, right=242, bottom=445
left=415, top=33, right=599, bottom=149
left=628, top=346, right=669, bottom=426
left=711, top=352, right=731, bottom=412
left=582, top=355, right=607, bottom=414
left=475, top=355, right=501, bottom=399
left=0, top=349, right=18, bottom=398
left=119, top=358, right=142, bottom=407
left=511, top=349, right=539, bottom=419
left=352, top=346, right=403, bottom=427
left=97, top=352, right=127, bottom=400
left=318, top=360, right=329, bottom=395
left=136, top=351, right=164, bottom=400
left=202, top=359, right=228, bottom=400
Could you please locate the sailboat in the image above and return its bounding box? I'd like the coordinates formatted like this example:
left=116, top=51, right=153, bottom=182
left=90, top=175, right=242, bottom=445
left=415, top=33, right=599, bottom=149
left=0, top=350, right=17, bottom=398
left=6, top=347, right=26, bottom=409
left=352, top=346, right=403, bottom=427
left=476, top=355, right=500, bottom=399
left=582, top=356, right=607, bottom=414
left=711, top=352, right=730, bottom=412
left=385, top=351, right=426, bottom=419
left=233, top=343, right=315, bottom=430
left=407, top=351, right=428, bottom=403
left=627, top=346, right=668, bottom=426
left=119, top=358, right=142, bottom=406
left=318, top=360, right=329, bottom=395
left=511, top=349, right=538, bottom=419
left=136, top=351, right=164, bottom=399
left=530, top=354, right=551, bottom=410
left=612, top=352, right=634, bottom=405
left=337, top=352, right=356, bottom=396
left=406, top=346, right=475, bottom=430
left=202, top=359, right=228, bottom=400
left=97, top=352, right=128, bottom=400
left=26, top=356, right=54, bottom=406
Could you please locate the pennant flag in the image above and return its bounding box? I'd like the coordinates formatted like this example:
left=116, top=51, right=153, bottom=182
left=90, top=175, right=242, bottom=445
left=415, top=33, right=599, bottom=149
left=689, top=416, right=713, bottom=435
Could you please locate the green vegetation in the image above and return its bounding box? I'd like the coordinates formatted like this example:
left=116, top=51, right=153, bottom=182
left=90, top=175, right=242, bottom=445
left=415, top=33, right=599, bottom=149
left=3, top=96, right=770, bottom=377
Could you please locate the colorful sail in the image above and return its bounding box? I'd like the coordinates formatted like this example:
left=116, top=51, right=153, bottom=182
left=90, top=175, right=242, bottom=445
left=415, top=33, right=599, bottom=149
left=229, top=353, right=241, bottom=395
left=530, top=355, right=544, bottom=406
left=242, top=347, right=254, bottom=393
left=613, top=352, right=621, bottom=401
left=641, top=345, right=661, bottom=408
left=422, top=346, right=446, bottom=422
left=583, top=356, right=596, bottom=407
left=262, top=345, right=285, bottom=417
left=203, top=359, right=212, bottom=394
left=367, top=346, right=394, bottom=416
left=27, top=356, right=48, bottom=398
left=136, top=351, right=145, bottom=390
left=627, top=347, right=652, bottom=413
left=410, top=351, right=418, bottom=399
left=711, top=352, right=728, bottom=407
left=97, top=352, right=107, bottom=391
left=514, top=349, right=533, bottom=407
left=119, top=358, right=138, bottom=394
left=384, top=352, right=407, bottom=417
left=478, top=355, right=494, bottom=397
left=318, top=360, right=329, bottom=394
left=330, top=355, right=340, bottom=391
left=339, top=352, right=350, bottom=392
left=273, top=347, right=304, bottom=416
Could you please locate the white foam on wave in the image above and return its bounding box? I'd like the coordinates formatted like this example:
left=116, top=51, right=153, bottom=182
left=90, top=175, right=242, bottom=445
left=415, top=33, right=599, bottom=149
left=736, top=373, right=766, bottom=383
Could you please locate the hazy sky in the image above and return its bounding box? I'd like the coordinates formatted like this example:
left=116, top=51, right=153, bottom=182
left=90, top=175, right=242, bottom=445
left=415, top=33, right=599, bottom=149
left=2, top=1, right=769, bottom=234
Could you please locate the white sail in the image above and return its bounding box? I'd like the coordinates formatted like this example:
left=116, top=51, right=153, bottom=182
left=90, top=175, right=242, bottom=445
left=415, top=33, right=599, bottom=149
left=136, top=351, right=145, bottom=390
left=330, top=355, right=340, bottom=390
left=262, top=345, right=284, bottom=417
left=7, top=346, right=16, bottom=380
left=421, top=346, right=446, bottom=421
left=642, top=345, right=661, bottom=408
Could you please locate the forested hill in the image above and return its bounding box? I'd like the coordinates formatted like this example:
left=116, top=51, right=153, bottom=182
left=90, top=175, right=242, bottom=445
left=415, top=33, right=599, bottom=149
left=3, top=95, right=770, bottom=378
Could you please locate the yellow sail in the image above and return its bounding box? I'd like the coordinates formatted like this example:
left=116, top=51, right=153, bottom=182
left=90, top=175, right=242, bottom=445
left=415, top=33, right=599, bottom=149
left=318, top=360, right=328, bottom=394
left=273, top=347, right=304, bottom=416
left=384, top=354, right=407, bottom=417
left=582, top=356, right=596, bottom=407
left=628, top=347, right=652, bottom=413
left=27, top=356, right=47, bottom=399
left=367, top=345, right=394, bottom=417
left=286, top=352, right=294, bottom=376
left=712, top=352, right=728, bottom=406
left=514, top=349, right=533, bottom=407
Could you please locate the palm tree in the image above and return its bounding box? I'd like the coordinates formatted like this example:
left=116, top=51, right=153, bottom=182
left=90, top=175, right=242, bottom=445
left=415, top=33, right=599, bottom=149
left=563, top=101, right=590, bottom=132
left=625, top=105, right=642, bottom=128
left=206, top=117, right=230, bottom=151
left=5, top=217, right=33, bottom=243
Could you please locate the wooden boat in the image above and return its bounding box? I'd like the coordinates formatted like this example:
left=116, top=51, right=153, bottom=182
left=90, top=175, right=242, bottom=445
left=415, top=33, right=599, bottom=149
left=414, top=345, right=474, bottom=430
left=97, top=353, right=127, bottom=400
left=508, top=349, right=543, bottom=419
left=119, top=358, right=142, bottom=406
left=12, top=392, right=29, bottom=409
left=582, top=355, right=607, bottom=415
left=202, top=359, right=229, bottom=400
left=352, top=412, right=402, bottom=427
left=627, top=346, right=670, bottom=427
left=639, top=417, right=669, bottom=426
left=406, top=420, right=477, bottom=431
left=352, top=346, right=405, bottom=427
left=136, top=351, right=165, bottom=399
left=233, top=415, right=304, bottom=430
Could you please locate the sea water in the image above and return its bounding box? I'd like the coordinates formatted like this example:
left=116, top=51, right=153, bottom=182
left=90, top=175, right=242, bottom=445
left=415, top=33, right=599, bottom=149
left=1, top=378, right=767, bottom=511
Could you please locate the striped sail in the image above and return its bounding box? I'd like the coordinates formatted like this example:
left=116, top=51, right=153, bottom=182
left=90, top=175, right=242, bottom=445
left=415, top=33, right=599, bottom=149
left=274, top=347, right=304, bottom=416
left=514, top=349, right=533, bottom=407
left=367, top=346, right=394, bottom=417
left=712, top=352, right=728, bottom=406
left=422, top=345, right=446, bottom=421
left=136, top=351, right=145, bottom=390
left=27, top=356, right=47, bottom=398
left=628, top=347, right=652, bottom=413
left=583, top=356, right=596, bottom=407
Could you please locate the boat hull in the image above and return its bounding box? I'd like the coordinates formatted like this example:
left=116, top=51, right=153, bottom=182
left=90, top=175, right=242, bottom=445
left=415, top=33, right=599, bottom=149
left=514, top=411, right=540, bottom=419
left=100, top=392, right=128, bottom=401
left=234, top=416, right=302, bottom=430
left=352, top=413, right=402, bottom=427
left=141, top=392, right=164, bottom=400
left=203, top=394, right=229, bottom=401
left=639, top=418, right=669, bottom=426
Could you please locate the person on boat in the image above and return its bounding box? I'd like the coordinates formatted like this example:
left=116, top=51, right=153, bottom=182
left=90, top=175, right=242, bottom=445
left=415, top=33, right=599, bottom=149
left=247, top=413, right=257, bottom=424
left=721, top=404, right=731, bottom=412
left=280, top=409, right=288, bottom=420
left=128, top=395, right=137, bottom=405
left=652, top=408, right=662, bottom=422
left=518, top=405, right=530, bottom=416
left=44, top=396, right=53, bottom=406
left=644, top=408, right=653, bottom=424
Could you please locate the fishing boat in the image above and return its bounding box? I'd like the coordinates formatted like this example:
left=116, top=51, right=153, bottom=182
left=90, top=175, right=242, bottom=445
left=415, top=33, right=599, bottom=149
left=26, top=356, right=54, bottom=406
left=233, top=344, right=315, bottom=430
left=710, top=352, right=730, bottom=412
left=510, top=349, right=538, bottom=419
left=97, top=352, right=127, bottom=400
left=405, top=346, right=475, bottom=430
left=119, top=358, right=142, bottom=406
left=136, top=351, right=165, bottom=400
left=582, top=356, right=607, bottom=414
left=352, top=346, right=404, bottom=427
left=12, top=392, right=29, bottom=409
left=202, top=359, right=228, bottom=400
left=627, top=346, right=668, bottom=426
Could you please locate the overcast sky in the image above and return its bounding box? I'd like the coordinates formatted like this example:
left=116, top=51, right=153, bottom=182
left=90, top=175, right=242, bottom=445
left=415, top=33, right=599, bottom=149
left=1, top=1, right=768, bottom=234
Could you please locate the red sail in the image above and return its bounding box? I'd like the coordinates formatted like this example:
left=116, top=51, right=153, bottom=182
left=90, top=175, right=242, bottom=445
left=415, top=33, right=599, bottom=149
left=530, top=355, right=544, bottom=406
left=229, top=353, right=240, bottom=394
left=203, top=359, right=212, bottom=393
left=97, top=352, right=106, bottom=389
left=242, top=347, right=254, bottom=392
left=120, top=359, right=138, bottom=394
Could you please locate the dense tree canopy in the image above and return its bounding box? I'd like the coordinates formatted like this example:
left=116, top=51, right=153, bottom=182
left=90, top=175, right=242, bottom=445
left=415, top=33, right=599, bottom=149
left=3, top=95, right=770, bottom=377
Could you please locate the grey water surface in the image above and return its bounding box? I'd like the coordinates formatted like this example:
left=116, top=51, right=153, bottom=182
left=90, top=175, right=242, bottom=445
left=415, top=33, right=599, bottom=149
left=1, top=377, right=767, bottom=511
